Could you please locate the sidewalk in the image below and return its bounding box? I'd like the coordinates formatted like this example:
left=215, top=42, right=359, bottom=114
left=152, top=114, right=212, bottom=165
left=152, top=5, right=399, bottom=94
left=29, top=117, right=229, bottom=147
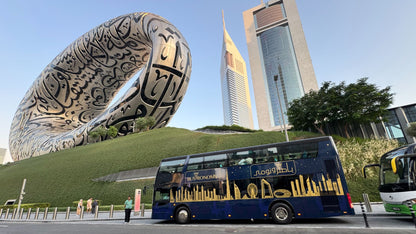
left=353, top=202, right=386, bottom=215
left=0, top=203, right=399, bottom=223
left=0, top=209, right=152, bottom=223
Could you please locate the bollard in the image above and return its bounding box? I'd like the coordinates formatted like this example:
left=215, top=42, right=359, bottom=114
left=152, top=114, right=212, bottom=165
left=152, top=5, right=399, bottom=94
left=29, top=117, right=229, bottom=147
left=34, top=208, right=39, bottom=220
left=360, top=202, right=370, bottom=228
left=27, top=208, right=32, bottom=219
left=407, top=201, right=416, bottom=228
left=12, top=208, right=17, bottom=219
left=362, top=193, right=372, bottom=212
left=65, top=207, right=70, bottom=220
left=19, top=208, right=24, bottom=219
left=43, top=207, right=49, bottom=220
left=0, top=208, right=3, bottom=219
left=80, top=206, right=84, bottom=220
left=109, top=205, right=114, bottom=218
left=141, top=203, right=145, bottom=217
left=94, top=206, right=99, bottom=219
left=52, top=207, right=58, bottom=220
left=5, top=209, right=10, bottom=219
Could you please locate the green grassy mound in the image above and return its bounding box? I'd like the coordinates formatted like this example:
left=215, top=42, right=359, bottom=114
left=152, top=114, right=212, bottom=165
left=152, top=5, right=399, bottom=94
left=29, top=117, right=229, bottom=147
left=0, top=127, right=318, bottom=207
left=0, top=127, right=398, bottom=207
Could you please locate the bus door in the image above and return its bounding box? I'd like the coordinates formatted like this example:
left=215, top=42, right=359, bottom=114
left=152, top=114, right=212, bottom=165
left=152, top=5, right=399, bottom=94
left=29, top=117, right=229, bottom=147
left=320, top=159, right=341, bottom=213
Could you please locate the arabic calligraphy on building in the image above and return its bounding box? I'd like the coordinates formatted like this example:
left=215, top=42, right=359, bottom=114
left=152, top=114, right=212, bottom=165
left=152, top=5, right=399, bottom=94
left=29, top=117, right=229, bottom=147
left=250, top=161, right=296, bottom=178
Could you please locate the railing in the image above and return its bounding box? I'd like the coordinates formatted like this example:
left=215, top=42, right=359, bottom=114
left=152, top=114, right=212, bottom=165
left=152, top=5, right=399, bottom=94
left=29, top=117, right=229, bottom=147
left=0, top=204, right=147, bottom=221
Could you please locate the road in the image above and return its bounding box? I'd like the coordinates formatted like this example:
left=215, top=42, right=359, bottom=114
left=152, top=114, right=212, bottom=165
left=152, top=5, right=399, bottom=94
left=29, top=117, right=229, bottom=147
left=1, top=215, right=415, bottom=234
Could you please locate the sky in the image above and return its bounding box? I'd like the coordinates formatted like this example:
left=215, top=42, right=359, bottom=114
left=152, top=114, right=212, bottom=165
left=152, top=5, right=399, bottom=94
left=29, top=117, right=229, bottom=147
left=1, top=0, right=416, bottom=163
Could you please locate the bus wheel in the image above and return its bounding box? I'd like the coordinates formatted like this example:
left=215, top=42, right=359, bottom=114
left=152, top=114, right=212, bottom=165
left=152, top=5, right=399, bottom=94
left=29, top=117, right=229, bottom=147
left=175, top=206, right=191, bottom=224
left=271, top=203, right=293, bottom=224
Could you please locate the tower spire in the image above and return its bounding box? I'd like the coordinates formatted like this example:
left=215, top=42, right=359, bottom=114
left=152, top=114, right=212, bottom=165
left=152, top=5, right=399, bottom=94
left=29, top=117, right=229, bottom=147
left=222, top=9, right=226, bottom=31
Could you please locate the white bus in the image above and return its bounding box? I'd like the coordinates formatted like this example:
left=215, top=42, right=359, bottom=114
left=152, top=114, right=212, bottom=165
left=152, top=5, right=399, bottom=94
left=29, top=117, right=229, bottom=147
left=363, top=143, right=416, bottom=215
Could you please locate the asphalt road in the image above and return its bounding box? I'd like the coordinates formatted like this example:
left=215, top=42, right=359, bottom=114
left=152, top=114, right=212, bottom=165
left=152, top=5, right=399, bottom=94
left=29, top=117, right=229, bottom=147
left=1, top=215, right=415, bottom=234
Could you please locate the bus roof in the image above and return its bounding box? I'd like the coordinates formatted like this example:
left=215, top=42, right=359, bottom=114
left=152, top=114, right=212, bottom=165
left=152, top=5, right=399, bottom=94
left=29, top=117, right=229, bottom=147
left=160, top=136, right=333, bottom=163
left=382, top=143, right=416, bottom=160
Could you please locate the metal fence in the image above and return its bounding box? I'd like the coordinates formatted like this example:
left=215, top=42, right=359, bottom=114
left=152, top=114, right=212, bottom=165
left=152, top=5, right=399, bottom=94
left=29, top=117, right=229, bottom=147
left=0, top=204, right=146, bottom=221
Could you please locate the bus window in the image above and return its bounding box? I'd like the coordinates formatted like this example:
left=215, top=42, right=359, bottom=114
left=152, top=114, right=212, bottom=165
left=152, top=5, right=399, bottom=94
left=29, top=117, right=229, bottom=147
left=324, top=159, right=338, bottom=180
left=155, top=158, right=186, bottom=189
left=154, top=189, right=170, bottom=202
left=228, top=151, right=255, bottom=166
left=277, top=142, right=318, bottom=161
left=254, top=148, right=279, bottom=164
left=204, top=154, right=227, bottom=169
left=159, top=158, right=186, bottom=173
left=410, top=159, right=416, bottom=190
left=187, top=157, right=203, bottom=171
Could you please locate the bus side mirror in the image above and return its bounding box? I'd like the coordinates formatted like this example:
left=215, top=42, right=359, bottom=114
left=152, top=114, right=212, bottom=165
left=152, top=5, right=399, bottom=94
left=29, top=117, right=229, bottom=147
left=391, top=158, right=398, bottom=174
left=391, top=154, right=416, bottom=174
left=362, top=164, right=380, bottom=178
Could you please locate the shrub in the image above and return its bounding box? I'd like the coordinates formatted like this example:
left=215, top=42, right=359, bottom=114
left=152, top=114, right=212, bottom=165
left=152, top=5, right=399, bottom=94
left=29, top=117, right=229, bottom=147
left=406, top=122, right=416, bottom=137
left=196, top=125, right=259, bottom=133
left=336, top=138, right=400, bottom=180
left=0, top=203, right=50, bottom=210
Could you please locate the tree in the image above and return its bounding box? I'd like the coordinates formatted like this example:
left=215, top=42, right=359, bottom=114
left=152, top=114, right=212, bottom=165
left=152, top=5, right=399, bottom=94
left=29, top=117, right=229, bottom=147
left=287, top=91, right=324, bottom=135
left=107, top=126, right=118, bottom=138
left=135, top=118, right=147, bottom=132
left=95, top=126, right=108, bottom=138
left=144, top=116, right=156, bottom=131
left=341, top=78, right=393, bottom=138
left=88, top=126, right=108, bottom=141
left=88, top=131, right=100, bottom=142
left=406, top=122, right=416, bottom=137
left=287, top=78, right=393, bottom=138
left=135, top=116, right=156, bottom=132
left=287, top=81, right=345, bottom=135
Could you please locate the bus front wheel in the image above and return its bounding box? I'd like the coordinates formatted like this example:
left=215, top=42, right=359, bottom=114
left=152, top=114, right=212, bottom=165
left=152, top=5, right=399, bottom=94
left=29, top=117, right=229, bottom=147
left=175, top=206, right=191, bottom=224
left=271, top=203, right=293, bottom=224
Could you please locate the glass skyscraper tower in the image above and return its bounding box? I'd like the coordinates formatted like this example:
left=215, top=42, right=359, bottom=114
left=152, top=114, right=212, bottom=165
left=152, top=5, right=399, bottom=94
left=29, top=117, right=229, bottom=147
left=243, top=0, right=318, bottom=131
left=221, top=12, right=254, bottom=129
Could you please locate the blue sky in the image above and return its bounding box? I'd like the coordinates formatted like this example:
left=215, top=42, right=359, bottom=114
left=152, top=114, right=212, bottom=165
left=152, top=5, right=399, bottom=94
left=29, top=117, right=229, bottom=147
left=1, top=0, right=416, bottom=163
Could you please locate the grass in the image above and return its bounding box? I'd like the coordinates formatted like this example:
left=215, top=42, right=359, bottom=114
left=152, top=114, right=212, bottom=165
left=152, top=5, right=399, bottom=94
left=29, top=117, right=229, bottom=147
left=0, top=127, right=396, bottom=207
left=0, top=127, right=319, bottom=207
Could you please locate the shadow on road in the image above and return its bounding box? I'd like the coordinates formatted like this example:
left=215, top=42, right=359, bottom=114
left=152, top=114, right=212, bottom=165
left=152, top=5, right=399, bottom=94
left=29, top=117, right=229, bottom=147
left=155, top=217, right=350, bottom=225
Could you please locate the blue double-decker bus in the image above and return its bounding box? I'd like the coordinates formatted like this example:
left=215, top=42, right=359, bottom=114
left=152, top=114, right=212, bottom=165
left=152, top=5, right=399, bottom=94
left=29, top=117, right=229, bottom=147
left=152, top=136, right=354, bottom=224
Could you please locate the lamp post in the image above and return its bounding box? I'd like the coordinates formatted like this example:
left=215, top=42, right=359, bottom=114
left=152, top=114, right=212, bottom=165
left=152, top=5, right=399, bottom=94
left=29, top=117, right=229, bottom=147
left=17, top=178, right=26, bottom=216
left=274, top=75, right=289, bottom=142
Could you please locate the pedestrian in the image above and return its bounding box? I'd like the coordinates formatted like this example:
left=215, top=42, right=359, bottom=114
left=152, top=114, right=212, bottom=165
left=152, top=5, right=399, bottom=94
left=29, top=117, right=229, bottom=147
left=87, top=197, right=93, bottom=213
left=77, top=199, right=83, bottom=216
left=124, top=196, right=133, bottom=223
left=92, top=199, right=98, bottom=214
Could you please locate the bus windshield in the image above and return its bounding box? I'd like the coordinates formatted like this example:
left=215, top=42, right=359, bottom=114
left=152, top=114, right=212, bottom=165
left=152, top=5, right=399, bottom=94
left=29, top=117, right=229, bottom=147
left=379, top=148, right=416, bottom=193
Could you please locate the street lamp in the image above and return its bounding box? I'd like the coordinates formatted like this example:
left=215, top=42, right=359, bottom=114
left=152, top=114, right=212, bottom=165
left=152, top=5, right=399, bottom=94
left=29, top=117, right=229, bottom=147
left=274, top=75, right=289, bottom=142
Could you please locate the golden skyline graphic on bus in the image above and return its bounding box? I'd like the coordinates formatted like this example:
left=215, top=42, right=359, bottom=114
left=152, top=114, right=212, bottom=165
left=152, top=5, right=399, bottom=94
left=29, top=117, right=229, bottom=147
left=170, top=170, right=345, bottom=203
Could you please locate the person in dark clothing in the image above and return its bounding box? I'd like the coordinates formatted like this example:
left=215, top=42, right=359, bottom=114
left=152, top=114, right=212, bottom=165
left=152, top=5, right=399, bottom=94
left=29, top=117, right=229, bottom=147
left=91, top=199, right=98, bottom=214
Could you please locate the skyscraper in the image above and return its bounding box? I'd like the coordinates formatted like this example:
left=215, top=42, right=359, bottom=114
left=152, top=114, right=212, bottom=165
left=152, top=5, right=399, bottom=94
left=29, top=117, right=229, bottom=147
left=243, top=0, right=318, bottom=131
left=220, top=12, right=254, bottom=129
left=0, top=148, right=6, bottom=165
